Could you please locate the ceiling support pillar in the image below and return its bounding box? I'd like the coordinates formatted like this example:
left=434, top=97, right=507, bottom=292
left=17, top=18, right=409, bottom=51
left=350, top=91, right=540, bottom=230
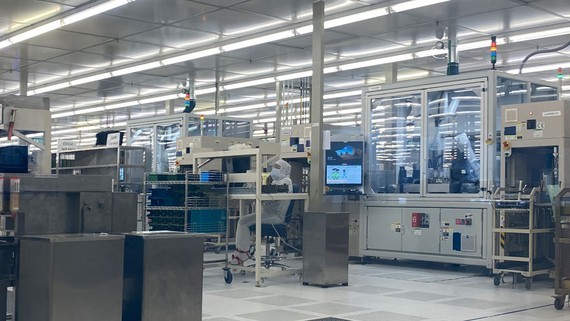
left=309, top=0, right=325, bottom=212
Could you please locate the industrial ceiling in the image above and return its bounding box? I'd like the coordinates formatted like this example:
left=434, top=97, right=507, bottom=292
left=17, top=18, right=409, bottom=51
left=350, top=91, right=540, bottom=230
left=1, top=0, right=570, bottom=149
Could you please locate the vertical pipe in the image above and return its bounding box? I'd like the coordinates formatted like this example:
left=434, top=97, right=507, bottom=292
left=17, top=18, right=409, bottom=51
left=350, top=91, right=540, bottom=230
left=309, top=0, right=325, bottom=212
left=19, top=46, right=28, bottom=96
left=385, top=63, right=398, bottom=84
left=275, top=81, right=283, bottom=141
left=447, top=25, right=459, bottom=75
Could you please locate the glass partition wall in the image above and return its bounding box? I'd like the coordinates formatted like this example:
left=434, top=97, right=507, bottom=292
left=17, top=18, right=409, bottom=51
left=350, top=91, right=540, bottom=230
left=365, top=72, right=559, bottom=199
left=127, top=114, right=252, bottom=172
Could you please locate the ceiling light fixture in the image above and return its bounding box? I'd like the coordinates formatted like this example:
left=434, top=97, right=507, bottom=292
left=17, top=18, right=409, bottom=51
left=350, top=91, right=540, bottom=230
left=26, top=1, right=456, bottom=95
left=509, top=27, right=570, bottom=42
left=0, top=0, right=136, bottom=50
left=390, top=0, right=450, bottom=12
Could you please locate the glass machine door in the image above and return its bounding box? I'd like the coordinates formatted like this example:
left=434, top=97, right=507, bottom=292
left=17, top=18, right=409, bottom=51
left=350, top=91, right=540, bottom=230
left=426, top=85, right=483, bottom=195
left=369, top=93, right=422, bottom=194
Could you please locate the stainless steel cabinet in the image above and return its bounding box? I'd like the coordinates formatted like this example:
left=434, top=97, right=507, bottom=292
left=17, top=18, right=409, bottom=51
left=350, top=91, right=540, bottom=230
left=303, top=212, right=349, bottom=287
left=17, top=234, right=125, bottom=321
left=122, top=232, right=203, bottom=321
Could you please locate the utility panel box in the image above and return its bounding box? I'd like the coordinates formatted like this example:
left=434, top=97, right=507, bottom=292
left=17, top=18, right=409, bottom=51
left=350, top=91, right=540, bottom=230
left=17, top=234, right=125, bottom=321
left=303, top=212, right=349, bottom=287
left=502, top=100, right=570, bottom=140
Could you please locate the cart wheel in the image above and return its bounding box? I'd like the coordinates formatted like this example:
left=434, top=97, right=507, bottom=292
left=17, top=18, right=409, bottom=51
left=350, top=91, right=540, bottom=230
left=525, top=278, right=532, bottom=290
left=493, top=275, right=501, bottom=287
left=224, top=270, right=233, bottom=284
left=554, top=296, right=565, bottom=310
left=214, top=247, right=221, bottom=254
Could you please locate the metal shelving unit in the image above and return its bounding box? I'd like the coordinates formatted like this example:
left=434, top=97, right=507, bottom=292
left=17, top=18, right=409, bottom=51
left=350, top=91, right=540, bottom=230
left=53, top=146, right=150, bottom=192
left=491, top=187, right=554, bottom=289
left=554, top=188, right=570, bottom=310
left=144, top=172, right=229, bottom=252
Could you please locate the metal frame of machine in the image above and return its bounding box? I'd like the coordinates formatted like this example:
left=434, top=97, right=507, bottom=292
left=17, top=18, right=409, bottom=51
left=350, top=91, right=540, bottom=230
left=361, top=71, right=559, bottom=268
left=126, top=114, right=252, bottom=172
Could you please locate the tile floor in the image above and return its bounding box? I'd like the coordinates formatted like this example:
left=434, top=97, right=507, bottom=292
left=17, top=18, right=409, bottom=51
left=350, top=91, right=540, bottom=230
left=202, top=259, right=569, bottom=321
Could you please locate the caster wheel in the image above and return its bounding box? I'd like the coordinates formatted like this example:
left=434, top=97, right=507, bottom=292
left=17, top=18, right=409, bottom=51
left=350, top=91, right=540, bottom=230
left=214, top=247, right=221, bottom=254
left=302, top=282, right=309, bottom=286
left=554, top=296, right=565, bottom=310
left=224, top=270, right=233, bottom=284
left=525, top=278, right=532, bottom=290
left=493, top=275, right=501, bottom=287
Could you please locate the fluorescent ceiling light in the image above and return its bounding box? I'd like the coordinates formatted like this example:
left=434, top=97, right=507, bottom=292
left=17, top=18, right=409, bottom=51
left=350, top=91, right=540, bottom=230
left=112, top=61, right=162, bottom=76
left=338, top=53, right=414, bottom=71
left=391, top=0, right=450, bottom=13
left=324, top=90, right=362, bottom=99
left=0, top=40, right=11, bottom=49
left=105, top=101, right=138, bottom=110
left=225, top=21, right=285, bottom=36
left=458, top=37, right=506, bottom=51
left=507, top=62, right=570, bottom=74
left=342, top=45, right=407, bottom=57
left=221, top=31, right=295, bottom=52
left=52, top=111, right=75, bottom=119
left=1, top=0, right=135, bottom=50
left=9, top=20, right=62, bottom=43
left=161, top=48, right=221, bottom=65
left=69, top=72, right=112, bottom=86
left=276, top=71, right=313, bottom=81
left=295, top=25, right=313, bottom=35
left=30, top=82, right=71, bottom=95
left=222, top=77, right=276, bottom=91
left=510, top=27, right=570, bottom=42
left=139, top=94, right=180, bottom=105
left=195, top=87, right=217, bottom=95
left=74, top=106, right=106, bottom=115
left=325, top=7, right=389, bottom=29
left=63, top=0, right=134, bottom=25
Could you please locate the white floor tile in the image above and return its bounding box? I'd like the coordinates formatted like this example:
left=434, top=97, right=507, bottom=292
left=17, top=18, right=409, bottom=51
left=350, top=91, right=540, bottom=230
left=202, top=262, right=563, bottom=321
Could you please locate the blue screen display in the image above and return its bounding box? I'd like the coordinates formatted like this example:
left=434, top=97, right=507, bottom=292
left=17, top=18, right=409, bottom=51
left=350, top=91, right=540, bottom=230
left=326, top=165, right=362, bottom=185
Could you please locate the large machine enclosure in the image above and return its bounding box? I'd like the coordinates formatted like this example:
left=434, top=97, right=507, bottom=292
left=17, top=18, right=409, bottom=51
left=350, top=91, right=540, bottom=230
left=361, top=71, right=559, bottom=267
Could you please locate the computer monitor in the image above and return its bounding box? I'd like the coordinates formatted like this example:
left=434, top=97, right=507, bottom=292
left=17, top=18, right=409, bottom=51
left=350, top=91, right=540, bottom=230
left=325, top=164, right=362, bottom=185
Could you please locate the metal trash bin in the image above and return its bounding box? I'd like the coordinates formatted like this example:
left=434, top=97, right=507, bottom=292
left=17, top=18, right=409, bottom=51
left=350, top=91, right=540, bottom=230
left=122, top=231, right=204, bottom=321
left=302, top=212, right=349, bottom=287
left=17, top=234, right=125, bottom=321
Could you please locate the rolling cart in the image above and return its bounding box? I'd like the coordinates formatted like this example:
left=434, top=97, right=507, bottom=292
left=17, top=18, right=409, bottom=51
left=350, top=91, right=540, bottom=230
left=553, top=188, right=570, bottom=310
left=491, top=186, right=554, bottom=289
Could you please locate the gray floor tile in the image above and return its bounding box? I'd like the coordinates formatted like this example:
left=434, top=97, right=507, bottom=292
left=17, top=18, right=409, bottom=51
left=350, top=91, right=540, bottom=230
left=372, top=272, right=428, bottom=281
left=345, top=311, right=427, bottom=321
left=247, top=295, right=317, bottom=306
left=203, top=318, right=242, bottom=321
left=339, top=285, right=402, bottom=294
left=386, top=291, right=453, bottom=302
left=237, top=309, right=318, bottom=321
left=208, top=288, right=269, bottom=299
left=296, top=303, right=368, bottom=315
left=438, top=298, right=508, bottom=309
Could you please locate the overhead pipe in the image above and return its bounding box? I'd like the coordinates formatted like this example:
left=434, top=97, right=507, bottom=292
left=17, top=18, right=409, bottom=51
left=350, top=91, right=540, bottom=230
left=447, top=25, right=459, bottom=75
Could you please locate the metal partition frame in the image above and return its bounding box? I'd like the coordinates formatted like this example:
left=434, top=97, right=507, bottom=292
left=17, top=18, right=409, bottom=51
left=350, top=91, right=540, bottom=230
left=126, top=114, right=252, bottom=172
left=360, top=70, right=559, bottom=267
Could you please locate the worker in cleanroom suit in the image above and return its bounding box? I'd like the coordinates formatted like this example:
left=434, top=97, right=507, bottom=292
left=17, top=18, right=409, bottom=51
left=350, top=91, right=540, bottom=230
left=230, top=159, right=293, bottom=265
